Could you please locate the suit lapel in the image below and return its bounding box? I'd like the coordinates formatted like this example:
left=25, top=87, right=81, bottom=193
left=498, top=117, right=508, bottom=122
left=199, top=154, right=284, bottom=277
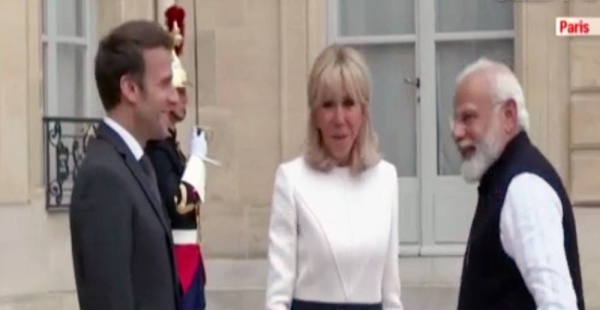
left=96, top=123, right=171, bottom=233
left=124, top=155, right=171, bottom=232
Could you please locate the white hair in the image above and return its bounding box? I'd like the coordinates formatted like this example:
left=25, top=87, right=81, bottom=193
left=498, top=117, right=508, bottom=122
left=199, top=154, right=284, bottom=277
left=456, top=57, right=529, bottom=132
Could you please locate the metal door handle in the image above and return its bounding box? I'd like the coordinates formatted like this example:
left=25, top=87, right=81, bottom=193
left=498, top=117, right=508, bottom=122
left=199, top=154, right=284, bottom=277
left=404, top=77, right=420, bottom=88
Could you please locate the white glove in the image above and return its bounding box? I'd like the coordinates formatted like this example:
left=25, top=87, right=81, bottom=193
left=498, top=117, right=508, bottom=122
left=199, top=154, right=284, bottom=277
left=182, top=156, right=206, bottom=203
left=190, top=126, right=208, bottom=158
left=181, top=126, right=221, bottom=203
left=189, top=126, right=221, bottom=166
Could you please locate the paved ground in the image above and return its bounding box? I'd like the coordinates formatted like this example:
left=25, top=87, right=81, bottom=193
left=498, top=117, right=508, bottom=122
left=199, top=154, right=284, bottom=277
left=2, top=288, right=599, bottom=309
left=0, top=287, right=459, bottom=309
left=205, top=286, right=459, bottom=310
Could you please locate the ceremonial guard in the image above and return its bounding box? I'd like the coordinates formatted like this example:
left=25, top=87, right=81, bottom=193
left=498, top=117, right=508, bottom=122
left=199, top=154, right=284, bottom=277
left=146, top=5, right=216, bottom=310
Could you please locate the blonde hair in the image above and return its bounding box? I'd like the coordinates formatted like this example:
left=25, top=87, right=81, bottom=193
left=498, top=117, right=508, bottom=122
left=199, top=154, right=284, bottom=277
left=303, top=44, right=380, bottom=175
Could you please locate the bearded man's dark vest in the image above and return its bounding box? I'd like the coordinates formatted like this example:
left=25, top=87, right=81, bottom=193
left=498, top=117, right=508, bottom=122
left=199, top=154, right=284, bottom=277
left=457, top=131, right=585, bottom=310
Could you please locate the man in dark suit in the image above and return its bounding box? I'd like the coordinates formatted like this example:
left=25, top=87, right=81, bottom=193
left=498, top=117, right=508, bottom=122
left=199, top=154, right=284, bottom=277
left=69, top=20, right=181, bottom=310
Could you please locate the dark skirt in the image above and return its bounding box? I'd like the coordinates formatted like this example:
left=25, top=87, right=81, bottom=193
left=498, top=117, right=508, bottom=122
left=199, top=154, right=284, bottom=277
left=291, top=299, right=382, bottom=310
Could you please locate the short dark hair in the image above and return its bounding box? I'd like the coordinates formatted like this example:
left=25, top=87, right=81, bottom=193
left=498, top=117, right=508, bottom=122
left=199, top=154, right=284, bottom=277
left=95, top=20, right=174, bottom=111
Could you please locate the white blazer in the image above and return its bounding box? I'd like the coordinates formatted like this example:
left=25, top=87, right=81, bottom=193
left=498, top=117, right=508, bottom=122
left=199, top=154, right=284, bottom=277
left=265, top=157, right=403, bottom=310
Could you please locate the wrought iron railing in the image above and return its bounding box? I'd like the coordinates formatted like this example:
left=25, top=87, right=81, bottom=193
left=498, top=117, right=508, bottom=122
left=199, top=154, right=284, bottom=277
left=43, top=117, right=102, bottom=211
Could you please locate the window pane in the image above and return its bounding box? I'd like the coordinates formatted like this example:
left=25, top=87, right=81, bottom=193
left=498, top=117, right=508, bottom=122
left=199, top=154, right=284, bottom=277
left=339, top=0, right=415, bottom=36
left=42, top=0, right=47, bottom=35
left=436, top=0, right=513, bottom=32
left=436, top=39, right=514, bottom=175
left=352, top=44, right=417, bottom=177
left=57, top=43, right=86, bottom=117
left=57, top=0, right=85, bottom=37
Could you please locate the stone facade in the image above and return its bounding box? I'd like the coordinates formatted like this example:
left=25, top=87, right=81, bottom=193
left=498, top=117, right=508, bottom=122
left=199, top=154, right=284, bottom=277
left=2, top=0, right=600, bottom=309
left=0, top=0, right=155, bottom=308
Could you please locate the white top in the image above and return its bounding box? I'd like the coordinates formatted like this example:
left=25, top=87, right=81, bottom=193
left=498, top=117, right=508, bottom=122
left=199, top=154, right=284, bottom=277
left=265, top=157, right=403, bottom=310
left=500, top=173, right=578, bottom=309
left=103, top=116, right=144, bottom=160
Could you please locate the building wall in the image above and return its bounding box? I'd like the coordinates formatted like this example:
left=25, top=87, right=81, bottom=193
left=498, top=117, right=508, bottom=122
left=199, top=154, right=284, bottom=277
left=0, top=0, right=154, bottom=308
left=1, top=0, right=600, bottom=309
left=516, top=1, right=600, bottom=307
left=568, top=1, right=600, bottom=306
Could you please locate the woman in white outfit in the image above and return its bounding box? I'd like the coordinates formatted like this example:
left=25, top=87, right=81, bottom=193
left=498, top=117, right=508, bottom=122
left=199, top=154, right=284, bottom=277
left=265, top=44, right=404, bottom=310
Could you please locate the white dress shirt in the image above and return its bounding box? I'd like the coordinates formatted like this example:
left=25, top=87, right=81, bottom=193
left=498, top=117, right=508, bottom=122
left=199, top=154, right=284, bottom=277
left=103, top=116, right=144, bottom=160
left=265, top=157, right=403, bottom=310
left=500, top=173, right=578, bottom=309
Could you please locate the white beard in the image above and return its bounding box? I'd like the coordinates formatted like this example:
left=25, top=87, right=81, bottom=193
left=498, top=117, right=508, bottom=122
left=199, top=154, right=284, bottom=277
left=459, top=117, right=505, bottom=184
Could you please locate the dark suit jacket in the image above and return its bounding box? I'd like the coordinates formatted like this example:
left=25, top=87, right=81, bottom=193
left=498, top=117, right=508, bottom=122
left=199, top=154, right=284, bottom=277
left=69, top=122, right=180, bottom=310
left=146, top=134, right=198, bottom=230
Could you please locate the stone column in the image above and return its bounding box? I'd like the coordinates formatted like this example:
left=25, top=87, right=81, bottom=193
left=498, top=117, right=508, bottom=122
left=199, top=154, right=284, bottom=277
left=569, top=1, right=600, bottom=205
left=567, top=1, right=600, bottom=307
left=0, top=0, right=36, bottom=204
left=96, top=0, right=156, bottom=39
left=514, top=1, right=570, bottom=180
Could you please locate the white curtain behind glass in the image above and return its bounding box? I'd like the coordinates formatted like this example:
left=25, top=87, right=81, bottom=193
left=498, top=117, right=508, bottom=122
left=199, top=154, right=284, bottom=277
left=44, top=0, right=93, bottom=118
left=339, top=0, right=414, bottom=36
left=57, top=0, right=85, bottom=36
left=355, top=45, right=417, bottom=177
left=57, top=44, right=86, bottom=117
left=436, top=0, right=512, bottom=32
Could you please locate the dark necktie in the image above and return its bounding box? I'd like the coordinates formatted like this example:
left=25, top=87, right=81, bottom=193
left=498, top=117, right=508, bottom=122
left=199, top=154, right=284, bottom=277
left=139, top=154, right=162, bottom=205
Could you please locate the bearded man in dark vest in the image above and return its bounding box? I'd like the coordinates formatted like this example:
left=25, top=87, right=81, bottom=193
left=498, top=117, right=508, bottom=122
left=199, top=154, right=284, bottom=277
left=452, top=58, right=585, bottom=309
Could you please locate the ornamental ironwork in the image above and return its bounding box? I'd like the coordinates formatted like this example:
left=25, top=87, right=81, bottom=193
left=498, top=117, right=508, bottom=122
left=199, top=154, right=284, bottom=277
left=43, top=117, right=101, bottom=211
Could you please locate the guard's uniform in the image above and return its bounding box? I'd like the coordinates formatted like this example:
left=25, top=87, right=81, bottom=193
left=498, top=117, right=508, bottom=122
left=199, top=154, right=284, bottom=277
left=146, top=130, right=206, bottom=310
left=145, top=5, right=208, bottom=309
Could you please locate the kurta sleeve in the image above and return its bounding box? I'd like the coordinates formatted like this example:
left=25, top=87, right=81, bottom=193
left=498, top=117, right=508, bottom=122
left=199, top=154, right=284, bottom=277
left=382, top=166, right=404, bottom=310
left=265, top=166, right=298, bottom=310
left=500, top=173, right=578, bottom=309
